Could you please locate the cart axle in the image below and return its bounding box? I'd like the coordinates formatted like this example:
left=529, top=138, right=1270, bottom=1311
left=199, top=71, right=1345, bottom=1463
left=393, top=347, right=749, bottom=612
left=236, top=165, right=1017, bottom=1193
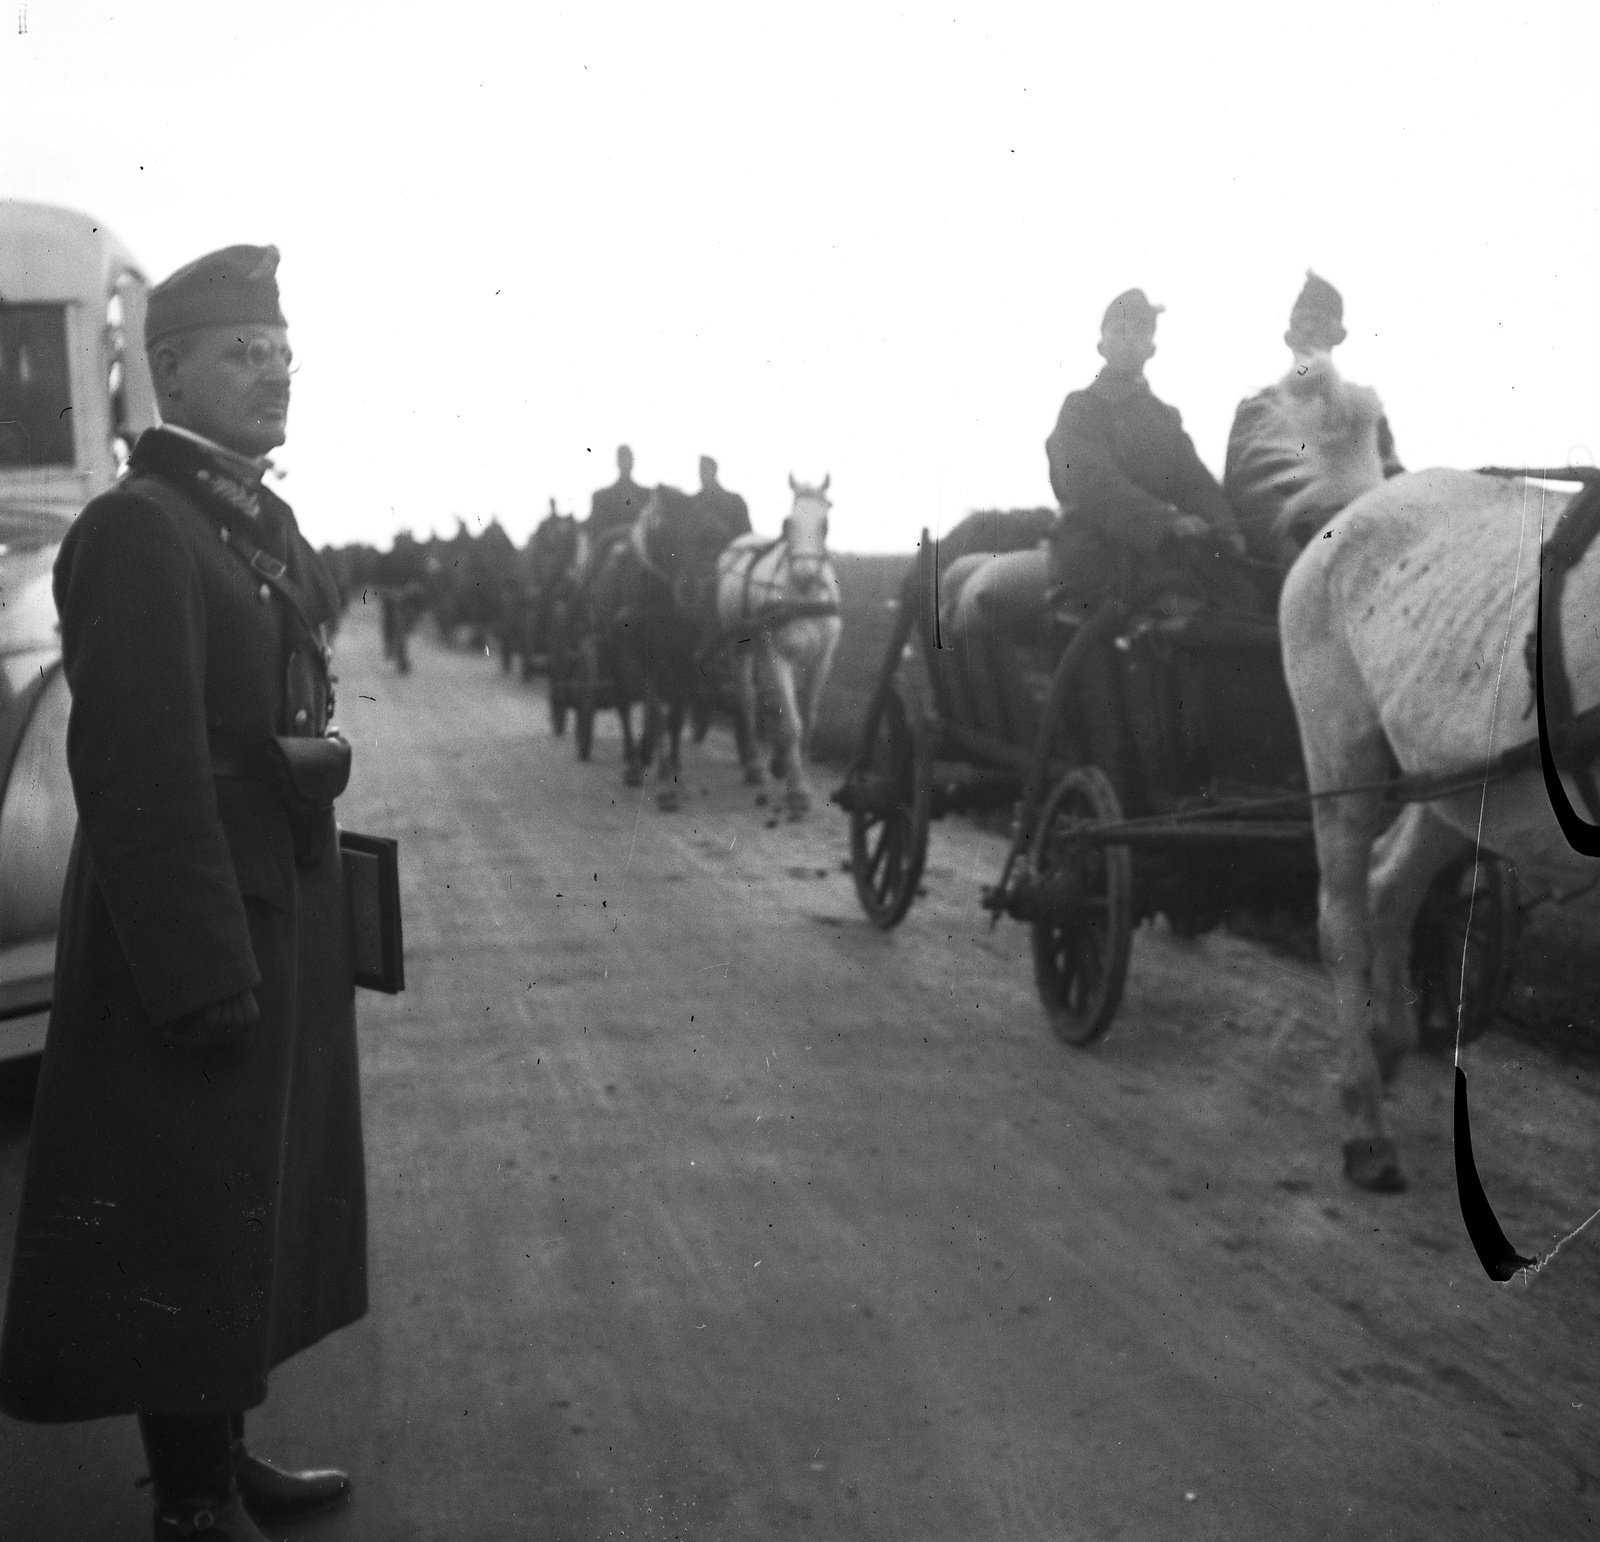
left=982, top=872, right=1095, bottom=925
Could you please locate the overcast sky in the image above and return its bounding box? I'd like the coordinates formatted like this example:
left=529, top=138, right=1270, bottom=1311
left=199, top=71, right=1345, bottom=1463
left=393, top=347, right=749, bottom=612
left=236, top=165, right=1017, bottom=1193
left=5, top=0, right=1597, bottom=551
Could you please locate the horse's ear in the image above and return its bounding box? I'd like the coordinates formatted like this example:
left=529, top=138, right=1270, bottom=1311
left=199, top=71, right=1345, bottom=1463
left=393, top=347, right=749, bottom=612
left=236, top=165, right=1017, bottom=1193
left=819, top=473, right=830, bottom=495
left=788, top=472, right=798, bottom=492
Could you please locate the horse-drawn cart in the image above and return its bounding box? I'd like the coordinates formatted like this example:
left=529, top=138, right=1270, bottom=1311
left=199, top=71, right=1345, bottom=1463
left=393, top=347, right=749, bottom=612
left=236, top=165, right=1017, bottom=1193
left=833, top=530, right=1520, bottom=1047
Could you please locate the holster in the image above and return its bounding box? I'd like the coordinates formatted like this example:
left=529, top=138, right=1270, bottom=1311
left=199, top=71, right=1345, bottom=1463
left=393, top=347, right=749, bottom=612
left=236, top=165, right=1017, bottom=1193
left=259, top=733, right=353, bottom=868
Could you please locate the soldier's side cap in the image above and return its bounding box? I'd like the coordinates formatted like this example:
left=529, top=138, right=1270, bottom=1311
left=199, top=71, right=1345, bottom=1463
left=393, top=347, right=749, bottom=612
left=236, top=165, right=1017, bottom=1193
left=145, top=244, right=287, bottom=347
left=1287, top=269, right=1346, bottom=344
left=1101, top=288, right=1165, bottom=331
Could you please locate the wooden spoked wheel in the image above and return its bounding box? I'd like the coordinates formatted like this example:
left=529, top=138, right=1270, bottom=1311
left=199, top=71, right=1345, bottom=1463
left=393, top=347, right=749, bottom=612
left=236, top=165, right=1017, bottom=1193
left=847, top=681, right=931, bottom=930
left=1411, top=852, right=1521, bottom=1053
left=547, top=601, right=571, bottom=737
left=1027, top=765, right=1133, bottom=1046
left=575, top=636, right=598, bottom=763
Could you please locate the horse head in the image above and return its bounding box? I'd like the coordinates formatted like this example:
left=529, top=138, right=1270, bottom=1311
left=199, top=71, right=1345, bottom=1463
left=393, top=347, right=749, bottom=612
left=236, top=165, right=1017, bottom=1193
left=783, top=474, right=834, bottom=593
left=1274, top=354, right=1386, bottom=543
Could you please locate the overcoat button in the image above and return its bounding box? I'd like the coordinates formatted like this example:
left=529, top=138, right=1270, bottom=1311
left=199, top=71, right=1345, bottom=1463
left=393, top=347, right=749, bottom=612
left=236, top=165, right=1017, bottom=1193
left=258, top=583, right=272, bottom=602
left=294, top=708, right=309, bottom=726
left=219, top=527, right=230, bottom=543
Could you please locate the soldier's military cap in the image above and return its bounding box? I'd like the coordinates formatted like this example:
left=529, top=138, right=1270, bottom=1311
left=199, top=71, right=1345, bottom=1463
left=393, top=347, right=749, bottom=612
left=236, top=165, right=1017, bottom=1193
left=1286, top=270, right=1347, bottom=346
left=1101, top=288, right=1165, bottom=332
left=145, top=244, right=288, bottom=347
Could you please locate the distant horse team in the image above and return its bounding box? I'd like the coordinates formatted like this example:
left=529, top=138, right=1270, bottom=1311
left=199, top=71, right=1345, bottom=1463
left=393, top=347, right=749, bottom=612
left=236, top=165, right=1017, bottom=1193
left=575, top=473, right=843, bottom=816
left=342, top=468, right=845, bottom=820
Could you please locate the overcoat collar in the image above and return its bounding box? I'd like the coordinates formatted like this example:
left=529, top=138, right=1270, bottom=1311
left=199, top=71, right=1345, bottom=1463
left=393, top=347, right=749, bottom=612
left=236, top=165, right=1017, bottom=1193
left=127, top=426, right=295, bottom=534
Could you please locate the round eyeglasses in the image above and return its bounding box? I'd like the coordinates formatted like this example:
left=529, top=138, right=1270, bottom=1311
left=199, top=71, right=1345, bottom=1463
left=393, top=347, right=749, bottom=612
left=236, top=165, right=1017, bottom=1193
left=231, top=336, right=297, bottom=374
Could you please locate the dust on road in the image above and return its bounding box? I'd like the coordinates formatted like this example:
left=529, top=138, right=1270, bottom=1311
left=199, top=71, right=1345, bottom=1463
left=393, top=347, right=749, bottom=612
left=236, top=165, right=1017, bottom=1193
left=3, top=606, right=1597, bottom=1541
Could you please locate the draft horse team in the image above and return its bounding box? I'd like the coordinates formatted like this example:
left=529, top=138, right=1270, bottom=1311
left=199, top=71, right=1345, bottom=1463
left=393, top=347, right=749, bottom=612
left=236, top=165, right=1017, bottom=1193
left=541, top=462, right=843, bottom=819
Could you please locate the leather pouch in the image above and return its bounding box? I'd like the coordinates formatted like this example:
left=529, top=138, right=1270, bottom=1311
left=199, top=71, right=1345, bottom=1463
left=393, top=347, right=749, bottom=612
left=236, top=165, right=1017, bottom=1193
left=260, top=733, right=352, bottom=867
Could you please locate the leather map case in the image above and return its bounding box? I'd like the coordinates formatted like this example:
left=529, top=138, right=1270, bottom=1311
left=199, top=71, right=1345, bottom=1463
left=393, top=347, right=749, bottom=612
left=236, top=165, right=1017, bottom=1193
left=340, top=830, right=405, bottom=993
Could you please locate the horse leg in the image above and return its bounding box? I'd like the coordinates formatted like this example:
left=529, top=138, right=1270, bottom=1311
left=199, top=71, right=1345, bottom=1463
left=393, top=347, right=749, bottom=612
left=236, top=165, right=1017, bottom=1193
left=767, top=651, right=809, bottom=818
left=732, top=646, right=765, bottom=786
left=1368, top=804, right=1473, bottom=1078
left=797, top=620, right=842, bottom=773
left=1281, top=555, right=1405, bottom=1192
left=620, top=696, right=644, bottom=787
left=657, top=695, right=685, bottom=811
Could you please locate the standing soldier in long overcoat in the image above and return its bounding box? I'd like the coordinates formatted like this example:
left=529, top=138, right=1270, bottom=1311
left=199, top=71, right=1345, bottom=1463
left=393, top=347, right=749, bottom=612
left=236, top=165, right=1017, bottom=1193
left=0, top=246, right=367, bottom=1541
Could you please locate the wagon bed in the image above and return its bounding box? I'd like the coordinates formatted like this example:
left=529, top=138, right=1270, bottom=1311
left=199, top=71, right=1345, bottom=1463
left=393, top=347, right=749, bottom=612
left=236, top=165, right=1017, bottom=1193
left=834, top=530, right=1519, bottom=1048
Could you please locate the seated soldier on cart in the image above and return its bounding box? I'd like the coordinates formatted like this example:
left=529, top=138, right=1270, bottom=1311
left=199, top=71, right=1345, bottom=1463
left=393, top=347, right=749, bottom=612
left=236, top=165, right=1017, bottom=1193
left=952, top=288, right=1259, bottom=745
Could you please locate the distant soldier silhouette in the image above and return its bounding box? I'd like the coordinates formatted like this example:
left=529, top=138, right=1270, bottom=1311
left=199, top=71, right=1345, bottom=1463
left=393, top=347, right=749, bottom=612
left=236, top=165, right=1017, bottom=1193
left=691, top=455, right=752, bottom=549
left=586, top=444, right=647, bottom=541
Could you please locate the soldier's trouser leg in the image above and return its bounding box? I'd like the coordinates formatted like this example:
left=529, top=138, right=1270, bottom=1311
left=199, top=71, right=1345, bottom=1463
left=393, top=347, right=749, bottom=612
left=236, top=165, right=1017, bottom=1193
left=139, top=1411, right=235, bottom=1503
left=953, top=549, right=1052, bottom=744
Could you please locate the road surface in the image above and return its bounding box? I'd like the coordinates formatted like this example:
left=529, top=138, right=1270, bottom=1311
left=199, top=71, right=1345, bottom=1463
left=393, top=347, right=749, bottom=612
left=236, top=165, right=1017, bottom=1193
left=3, top=605, right=1597, bottom=1540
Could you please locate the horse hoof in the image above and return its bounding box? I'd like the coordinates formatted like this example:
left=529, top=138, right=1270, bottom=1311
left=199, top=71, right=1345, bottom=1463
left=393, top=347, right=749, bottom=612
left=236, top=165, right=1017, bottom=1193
left=657, top=790, right=680, bottom=812
left=624, top=766, right=643, bottom=788
left=1342, top=1138, right=1407, bottom=1194
left=743, top=766, right=765, bottom=787
left=785, top=794, right=810, bottom=820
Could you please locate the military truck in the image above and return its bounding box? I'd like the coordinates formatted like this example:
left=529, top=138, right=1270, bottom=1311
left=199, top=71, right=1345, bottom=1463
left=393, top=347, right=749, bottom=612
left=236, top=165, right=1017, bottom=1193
left=0, top=201, right=158, bottom=1078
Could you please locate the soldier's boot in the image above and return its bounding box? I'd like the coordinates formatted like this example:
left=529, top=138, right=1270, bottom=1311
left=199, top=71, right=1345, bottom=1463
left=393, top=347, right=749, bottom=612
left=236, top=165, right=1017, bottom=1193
left=153, top=1490, right=269, bottom=1541
left=233, top=1446, right=353, bottom=1525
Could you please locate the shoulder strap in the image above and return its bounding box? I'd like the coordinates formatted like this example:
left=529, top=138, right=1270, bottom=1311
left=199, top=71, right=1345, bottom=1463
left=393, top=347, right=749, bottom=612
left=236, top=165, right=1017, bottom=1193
left=121, top=474, right=333, bottom=682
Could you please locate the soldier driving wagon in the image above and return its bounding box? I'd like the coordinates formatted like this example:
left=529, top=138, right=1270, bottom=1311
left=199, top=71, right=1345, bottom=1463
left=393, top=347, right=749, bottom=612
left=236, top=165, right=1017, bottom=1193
left=837, top=285, right=1517, bottom=1099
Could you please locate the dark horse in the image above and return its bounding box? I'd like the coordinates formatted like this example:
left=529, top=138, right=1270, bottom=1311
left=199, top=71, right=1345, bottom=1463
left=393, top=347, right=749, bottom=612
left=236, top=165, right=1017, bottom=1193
left=502, top=503, right=579, bottom=677
left=588, top=485, right=726, bottom=809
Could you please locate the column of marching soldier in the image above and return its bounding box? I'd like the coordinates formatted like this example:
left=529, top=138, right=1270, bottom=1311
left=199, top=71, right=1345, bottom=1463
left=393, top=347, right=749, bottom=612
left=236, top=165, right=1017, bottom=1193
left=0, top=238, right=1396, bottom=1538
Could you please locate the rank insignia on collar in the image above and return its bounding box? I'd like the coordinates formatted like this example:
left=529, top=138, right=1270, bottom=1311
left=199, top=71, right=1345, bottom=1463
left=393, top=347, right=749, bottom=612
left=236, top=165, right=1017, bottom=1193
left=195, top=467, right=261, bottom=520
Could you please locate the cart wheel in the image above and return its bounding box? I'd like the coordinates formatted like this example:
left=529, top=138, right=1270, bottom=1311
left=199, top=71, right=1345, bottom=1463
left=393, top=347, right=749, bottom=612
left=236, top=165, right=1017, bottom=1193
left=1028, top=765, right=1133, bottom=1046
left=548, top=604, right=570, bottom=736
left=1412, top=853, right=1521, bottom=1053
left=575, top=638, right=598, bottom=762
left=847, top=680, right=931, bottom=930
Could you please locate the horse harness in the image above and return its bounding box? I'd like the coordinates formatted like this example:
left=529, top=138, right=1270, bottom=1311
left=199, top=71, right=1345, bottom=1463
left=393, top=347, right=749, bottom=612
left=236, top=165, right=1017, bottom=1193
left=1494, top=466, right=1600, bottom=823
left=688, top=536, right=841, bottom=666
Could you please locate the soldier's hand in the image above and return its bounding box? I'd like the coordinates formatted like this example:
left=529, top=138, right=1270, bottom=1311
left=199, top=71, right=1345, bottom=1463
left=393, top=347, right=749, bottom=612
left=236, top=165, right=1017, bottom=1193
left=1170, top=514, right=1212, bottom=543
left=163, top=989, right=261, bottom=1055
left=1219, top=528, right=1248, bottom=559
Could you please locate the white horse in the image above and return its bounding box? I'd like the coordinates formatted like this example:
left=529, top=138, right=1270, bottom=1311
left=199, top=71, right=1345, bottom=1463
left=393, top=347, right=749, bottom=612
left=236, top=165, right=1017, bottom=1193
left=1279, top=468, right=1597, bottom=1192
left=715, top=475, right=844, bottom=818
left=1269, top=352, right=1389, bottom=549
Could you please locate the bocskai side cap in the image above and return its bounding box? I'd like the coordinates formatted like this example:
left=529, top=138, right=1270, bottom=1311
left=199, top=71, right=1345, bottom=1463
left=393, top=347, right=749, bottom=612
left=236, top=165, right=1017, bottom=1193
left=145, top=244, right=287, bottom=347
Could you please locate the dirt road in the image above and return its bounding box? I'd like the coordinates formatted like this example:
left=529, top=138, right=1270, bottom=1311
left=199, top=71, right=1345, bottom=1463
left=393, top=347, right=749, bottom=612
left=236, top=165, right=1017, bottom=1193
left=3, top=606, right=1597, bottom=1540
